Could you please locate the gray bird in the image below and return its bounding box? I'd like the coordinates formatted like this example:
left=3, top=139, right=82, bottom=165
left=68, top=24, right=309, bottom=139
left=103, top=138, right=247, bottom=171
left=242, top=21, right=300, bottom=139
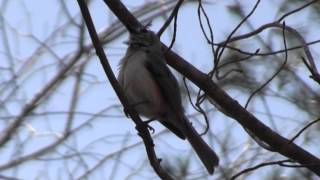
left=118, top=29, right=219, bottom=174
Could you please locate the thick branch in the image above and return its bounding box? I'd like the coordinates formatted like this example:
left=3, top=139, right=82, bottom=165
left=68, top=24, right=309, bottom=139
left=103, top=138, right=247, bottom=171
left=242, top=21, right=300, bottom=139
left=104, top=0, right=320, bottom=176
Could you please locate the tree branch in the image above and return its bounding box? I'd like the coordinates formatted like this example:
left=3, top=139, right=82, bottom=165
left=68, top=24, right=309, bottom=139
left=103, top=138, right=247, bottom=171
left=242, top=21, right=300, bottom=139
left=103, top=0, right=320, bottom=176
left=77, top=1, right=174, bottom=179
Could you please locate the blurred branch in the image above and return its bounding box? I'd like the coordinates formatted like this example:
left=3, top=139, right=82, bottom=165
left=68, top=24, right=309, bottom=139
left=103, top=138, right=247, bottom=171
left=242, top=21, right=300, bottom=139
left=214, top=0, right=261, bottom=73
left=244, top=22, right=288, bottom=108
left=277, top=0, right=319, bottom=22
left=0, top=174, right=20, bottom=180
left=215, top=39, right=320, bottom=57
left=231, top=159, right=293, bottom=180
left=301, top=57, right=320, bottom=84
left=217, top=21, right=319, bottom=84
left=0, top=47, right=83, bottom=148
left=0, top=106, right=123, bottom=171
left=108, top=133, right=130, bottom=180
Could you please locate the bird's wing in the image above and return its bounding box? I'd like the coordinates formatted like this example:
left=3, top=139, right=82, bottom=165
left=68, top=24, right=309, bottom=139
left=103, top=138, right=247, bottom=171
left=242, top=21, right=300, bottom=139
left=145, top=56, right=184, bottom=113
left=145, top=55, right=186, bottom=139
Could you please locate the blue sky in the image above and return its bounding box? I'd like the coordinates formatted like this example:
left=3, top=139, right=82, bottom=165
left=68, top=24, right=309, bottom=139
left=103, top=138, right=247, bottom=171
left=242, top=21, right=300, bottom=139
left=0, top=0, right=319, bottom=179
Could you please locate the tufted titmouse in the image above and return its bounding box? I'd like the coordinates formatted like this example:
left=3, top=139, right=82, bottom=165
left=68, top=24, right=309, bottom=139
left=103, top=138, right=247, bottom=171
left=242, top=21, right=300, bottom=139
left=118, top=29, right=219, bottom=174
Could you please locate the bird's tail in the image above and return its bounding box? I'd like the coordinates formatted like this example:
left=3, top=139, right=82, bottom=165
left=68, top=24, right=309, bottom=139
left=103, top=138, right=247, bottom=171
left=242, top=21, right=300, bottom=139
left=182, top=117, right=219, bottom=174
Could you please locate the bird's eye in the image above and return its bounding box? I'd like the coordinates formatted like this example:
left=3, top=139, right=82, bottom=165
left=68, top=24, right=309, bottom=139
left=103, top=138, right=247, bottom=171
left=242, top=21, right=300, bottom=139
left=140, top=29, right=148, bottom=33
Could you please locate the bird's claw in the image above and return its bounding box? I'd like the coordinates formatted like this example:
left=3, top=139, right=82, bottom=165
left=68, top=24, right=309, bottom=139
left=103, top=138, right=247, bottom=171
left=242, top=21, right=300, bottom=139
left=146, top=124, right=155, bottom=133
left=144, top=118, right=156, bottom=133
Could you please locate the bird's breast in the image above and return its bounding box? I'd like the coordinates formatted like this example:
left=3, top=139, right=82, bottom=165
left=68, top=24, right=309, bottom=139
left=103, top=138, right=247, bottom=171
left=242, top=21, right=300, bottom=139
left=120, top=53, right=166, bottom=118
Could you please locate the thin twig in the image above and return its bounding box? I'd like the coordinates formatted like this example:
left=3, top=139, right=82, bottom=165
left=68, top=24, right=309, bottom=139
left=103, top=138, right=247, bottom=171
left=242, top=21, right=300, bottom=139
left=194, top=0, right=216, bottom=110
left=290, top=118, right=320, bottom=143
left=217, top=21, right=318, bottom=79
left=245, top=22, right=288, bottom=108
left=231, top=159, right=292, bottom=180
left=183, top=77, right=210, bottom=135
left=278, top=0, right=319, bottom=22
left=166, top=7, right=179, bottom=53
left=215, top=0, right=261, bottom=72
left=215, top=39, right=320, bottom=57
left=216, top=49, right=260, bottom=71
left=157, top=0, right=184, bottom=37
left=197, top=0, right=215, bottom=69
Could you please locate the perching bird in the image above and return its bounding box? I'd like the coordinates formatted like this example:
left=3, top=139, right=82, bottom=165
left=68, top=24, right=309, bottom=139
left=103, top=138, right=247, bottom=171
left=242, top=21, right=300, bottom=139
left=117, top=28, right=219, bottom=174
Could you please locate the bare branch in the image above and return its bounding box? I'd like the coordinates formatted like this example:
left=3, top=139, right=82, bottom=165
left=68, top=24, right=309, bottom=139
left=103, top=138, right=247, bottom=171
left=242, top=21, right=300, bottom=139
left=102, top=0, right=320, bottom=176
left=77, top=1, right=174, bottom=179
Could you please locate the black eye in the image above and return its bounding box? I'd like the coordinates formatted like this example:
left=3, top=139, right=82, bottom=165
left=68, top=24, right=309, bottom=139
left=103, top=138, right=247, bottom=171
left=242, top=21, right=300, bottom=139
left=140, top=29, right=148, bottom=33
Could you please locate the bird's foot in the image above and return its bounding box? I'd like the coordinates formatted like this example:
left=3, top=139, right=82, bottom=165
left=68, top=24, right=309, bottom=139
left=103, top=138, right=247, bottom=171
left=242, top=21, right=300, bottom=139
left=143, top=118, right=156, bottom=133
